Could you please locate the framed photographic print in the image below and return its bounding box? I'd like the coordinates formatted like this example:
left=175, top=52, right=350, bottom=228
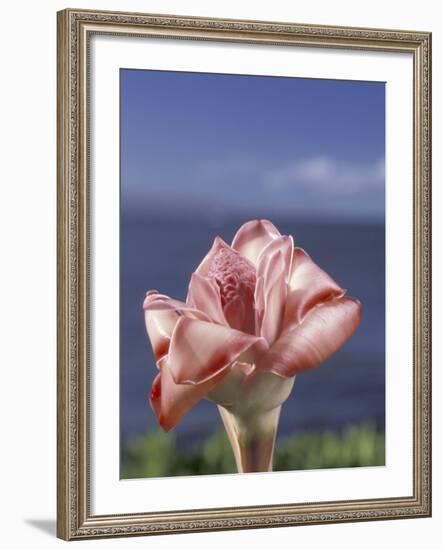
left=57, top=8, right=432, bottom=540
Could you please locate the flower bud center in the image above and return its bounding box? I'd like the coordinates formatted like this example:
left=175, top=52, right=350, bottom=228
left=207, top=247, right=256, bottom=310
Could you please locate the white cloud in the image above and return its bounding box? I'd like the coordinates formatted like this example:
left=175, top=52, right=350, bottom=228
left=263, top=156, right=385, bottom=194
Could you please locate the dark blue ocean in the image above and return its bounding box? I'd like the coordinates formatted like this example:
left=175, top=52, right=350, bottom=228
left=120, top=215, right=385, bottom=451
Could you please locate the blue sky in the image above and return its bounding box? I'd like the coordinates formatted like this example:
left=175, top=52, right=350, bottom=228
left=121, top=69, right=385, bottom=222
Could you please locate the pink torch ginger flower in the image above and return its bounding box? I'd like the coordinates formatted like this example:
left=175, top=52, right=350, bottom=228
left=143, top=220, right=361, bottom=472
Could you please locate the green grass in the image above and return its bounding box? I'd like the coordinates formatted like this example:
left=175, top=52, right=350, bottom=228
left=121, top=422, right=385, bottom=479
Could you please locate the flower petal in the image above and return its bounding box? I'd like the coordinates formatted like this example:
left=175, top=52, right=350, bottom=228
left=257, top=297, right=362, bottom=377
left=186, top=273, right=227, bottom=325
left=168, top=316, right=268, bottom=384
left=223, top=294, right=246, bottom=332
left=254, top=275, right=265, bottom=334
left=256, top=234, right=294, bottom=275
left=282, top=248, right=345, bottom=330
left=144, top=291, right=209, bottom=362
left=149, top=357, right=226, bottom=432
left=143, top=291, right=184, bottom=311
left=255, top=236, right=293, bottom=345
left=194, top=236, right=231, bottom=277
left=257, top=251, right=287, bottom=345
left=231, top=220, right=281, bottom=266
left=145, top=308, right=181, bottom=362
left=143, top=291, right=209, bottom=319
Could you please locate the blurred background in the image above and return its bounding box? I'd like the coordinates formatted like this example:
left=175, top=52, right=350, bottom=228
left=120, top=69, right=385, bottom=477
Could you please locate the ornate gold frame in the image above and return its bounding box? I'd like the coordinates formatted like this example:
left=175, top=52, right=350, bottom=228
left=57, top=8, right=432, bottom=540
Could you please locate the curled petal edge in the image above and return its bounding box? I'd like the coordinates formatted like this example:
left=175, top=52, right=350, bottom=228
left=168, top=316, right=269, bottom=385
left=149, top=357, right=226, bottom=432
left=231, top=219, right=281, bottom=265
left=257, top=296, right=362, bottom=378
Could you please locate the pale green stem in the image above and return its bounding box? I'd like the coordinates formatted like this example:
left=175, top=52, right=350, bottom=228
left=218, top=405, right=281, bottom=473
